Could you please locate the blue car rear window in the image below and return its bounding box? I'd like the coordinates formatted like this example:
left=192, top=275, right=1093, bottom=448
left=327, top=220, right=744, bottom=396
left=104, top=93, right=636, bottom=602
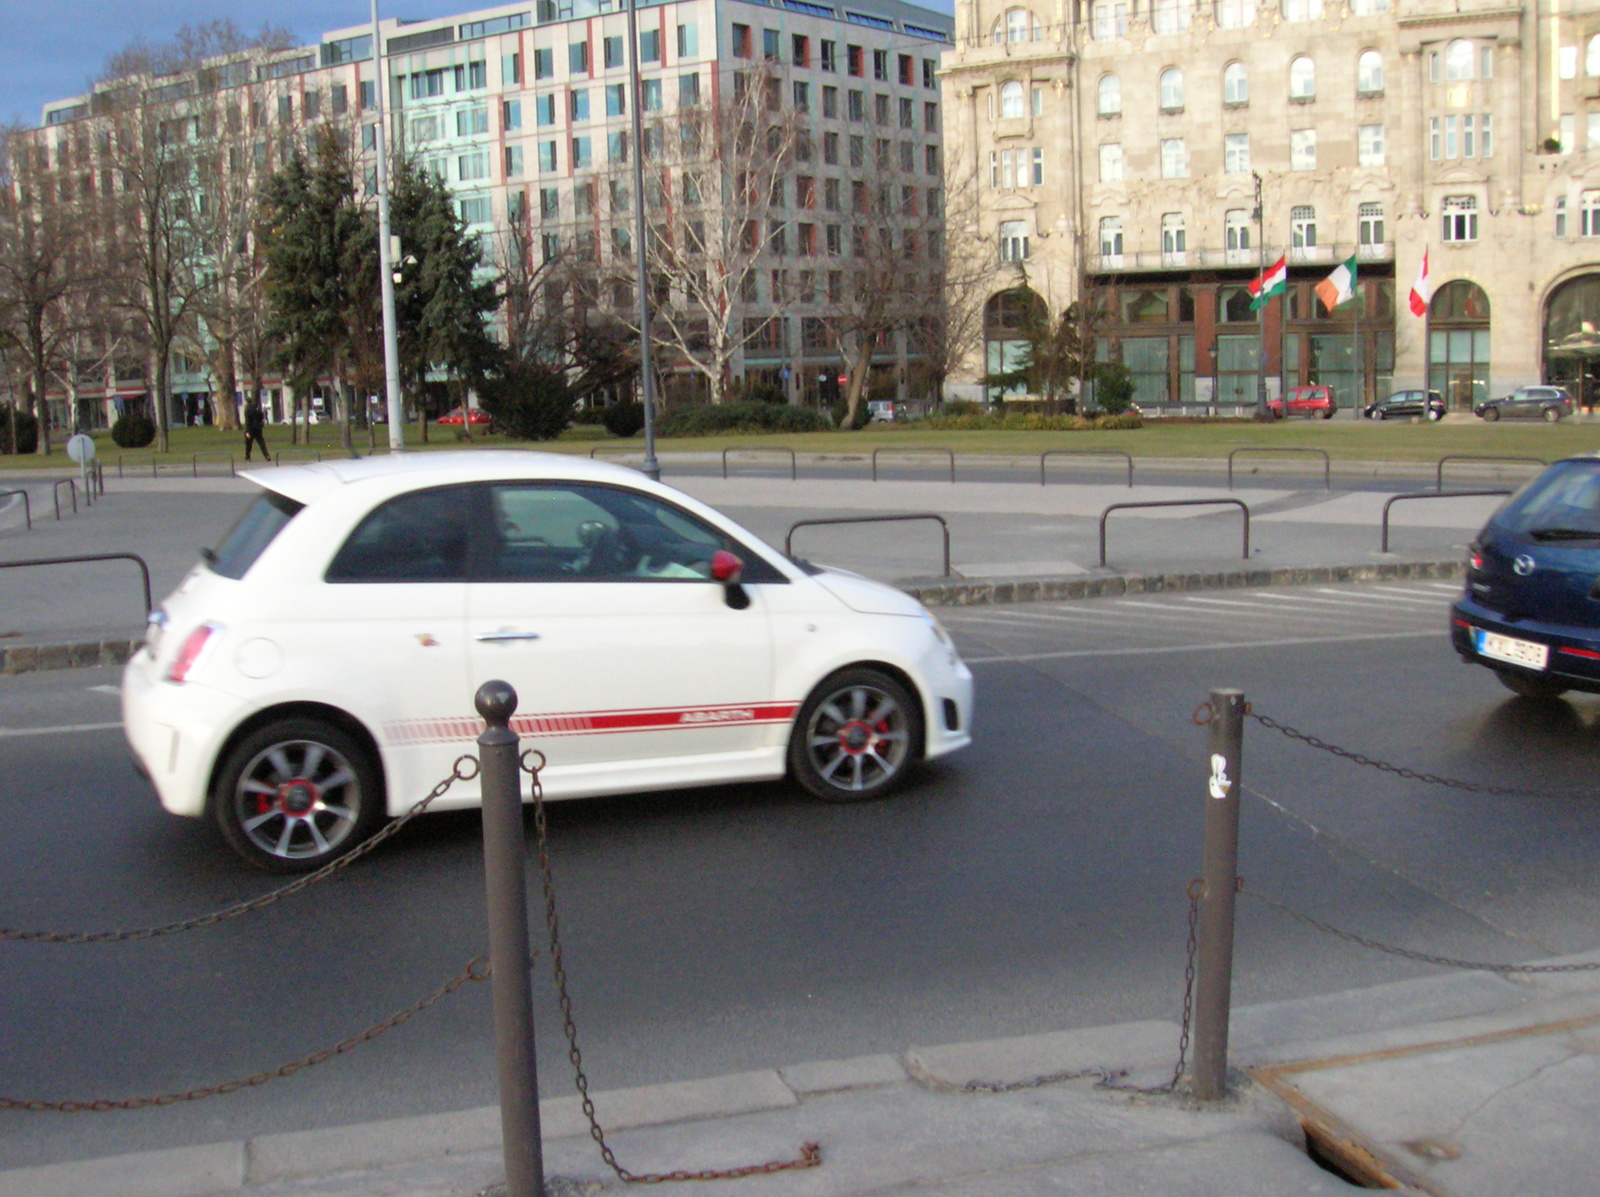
left=1491, top=460, right=1600, bottom=538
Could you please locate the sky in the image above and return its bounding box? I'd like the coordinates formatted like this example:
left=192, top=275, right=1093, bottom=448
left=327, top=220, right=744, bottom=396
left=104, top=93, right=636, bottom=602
left=2, top=0, right=955, bottom=128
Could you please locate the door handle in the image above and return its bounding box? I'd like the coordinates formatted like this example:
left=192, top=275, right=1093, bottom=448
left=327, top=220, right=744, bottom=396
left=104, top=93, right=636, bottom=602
left=475, top=632, right=542, bottom=642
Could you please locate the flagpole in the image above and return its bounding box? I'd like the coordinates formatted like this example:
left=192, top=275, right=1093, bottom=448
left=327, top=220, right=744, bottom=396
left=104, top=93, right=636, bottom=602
left=1253, top=172, right=1266, bottom=416
left=1354, top=270, right=1363, bottom=419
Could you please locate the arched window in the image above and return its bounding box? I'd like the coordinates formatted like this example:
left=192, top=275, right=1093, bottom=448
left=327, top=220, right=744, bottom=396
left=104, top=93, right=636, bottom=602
left=984, top=288, right=1047, bottom=398
left=1445, top=39, right=1475, bottom=80
left=1161, top=212, right=1187, bottom=259
left=1430, top=280, right=1490, bottom=409
left=1224, top=61, right=1249, bottom=104
left=1291, top=205, right=1316, bottom=248
left=1289, top=56, right=1316, bottom=98
left=1587, top=34, right=1600, bottom=76
left=1098, top=73, right=1122, bottom=116
left=1000, top=80, right=1025, bottom=118
left=1154, top=0, right=1191, bottom=35
left=1159, top=68, right=1184, bottom=110
left=1357, top=50, right=1383, bottom=94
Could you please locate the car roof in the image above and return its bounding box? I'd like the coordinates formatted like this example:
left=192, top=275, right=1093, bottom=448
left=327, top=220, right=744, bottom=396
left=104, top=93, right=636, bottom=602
left=239, top=450, right=650, bottom=507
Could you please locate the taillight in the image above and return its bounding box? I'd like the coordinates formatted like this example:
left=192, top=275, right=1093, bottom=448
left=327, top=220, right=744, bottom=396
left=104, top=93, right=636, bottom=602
left=1468, top=545, right=1484, bottom=571
left=166, top=623, right=222, bottom=684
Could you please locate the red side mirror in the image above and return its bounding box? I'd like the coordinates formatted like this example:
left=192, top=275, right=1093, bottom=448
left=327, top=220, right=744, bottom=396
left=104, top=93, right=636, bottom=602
left=711, top=550, right=744, bottom=584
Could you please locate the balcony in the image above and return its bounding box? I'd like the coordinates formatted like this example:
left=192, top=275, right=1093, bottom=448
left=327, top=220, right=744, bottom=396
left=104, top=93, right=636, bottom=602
left=1288, top=244, right=1332, bottom=264
left=1089, top=242, right=1396, bottom=273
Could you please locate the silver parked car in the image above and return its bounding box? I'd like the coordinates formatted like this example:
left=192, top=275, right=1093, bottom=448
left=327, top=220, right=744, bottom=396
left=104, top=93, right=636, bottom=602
left=1474, top=386, right=1575, bottom=423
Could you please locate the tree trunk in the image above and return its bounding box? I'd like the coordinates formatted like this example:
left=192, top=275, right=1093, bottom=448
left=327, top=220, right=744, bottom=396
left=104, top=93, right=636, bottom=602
left=215, top=341, right=240, bottom=431
left=152, top=349, right=170, bottom=454
left=339, top=376, right=353, bottom=454
left=842, top=351, right=872, bottom=430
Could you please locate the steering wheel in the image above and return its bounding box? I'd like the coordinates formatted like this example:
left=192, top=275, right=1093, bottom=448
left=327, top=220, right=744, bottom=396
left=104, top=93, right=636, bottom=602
left=576, top=520, right=633, bottom=576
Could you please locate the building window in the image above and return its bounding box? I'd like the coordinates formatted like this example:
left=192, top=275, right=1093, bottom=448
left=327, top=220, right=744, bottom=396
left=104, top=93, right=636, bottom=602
left=1291, top=204, right=1316, bottom=249
left=1225, top=209, right=1252, bottom=259
left=458, top=150, right=489, bottom=181
left=504, top=144, right=524, bottom=178
left=538, top=140, right=557, bottom=172
left=732, top=24, right=751, bottom=57
left=1161, top=212, right=1187, bottom=259
left=1358, top=201, right=1384, bottom=246
left=1099, top=74, right=1122, bottom=116
left=1588, top=34, right=1600, bottom=77
left=1289, top=56, right=1315, bottom=99
left=1357, top=50, right=1383, bottom=94
left=1224, top=62, right=1248, bottom=105
left=643, top=79, right=662, bottom=111
left=848, top=89, right=864, bottom=121
left=640, top=29, right=660, bottom=62
left=503, top=99, right=522, bottom=131
left=1159, top=68, right=1184, bottom=111
left=925, top=101, right=939, bottom=131
left=1161, top=138, right=1189, bottom=178
left=1100, top=142, right=1124, bottom=181
left=1442, top=194, right=1478, bottom=242
left=570, top=41, right=589, bottom=73
left=847, top=43, right=864, bottom=76
left=1031, top=147, right=1044, bottom=184
left=764, top=28, right=781, bottom=61
left=458, top=106, right=489, bottom=136
left=1000, top=81, right=1025, bottom=118
left=1154, top=0, right=1191, bottom=34
left=572, top=136, right=592, bottom=168
left=1100, top=216, right=1124, bottom=259
left=1224, top=132, right=1250, bottom=174
left=1350, top=0, right=1388, bottom=11
left=1282, top=0, right=1322, bottom=19
left=996, top=8, right=1042, bottom=42
left=999, top=220, right=1030, bottom=262
left=535, top=95, right=556, bottom=127
left=540, top=187, right=560, bottom=221
left=1445, top=39, right=1475, bottom=80
left=571, top=90, right=590, bottom=121
left=1091, top=1, right=1128, bottom=40
left=1581, top=192, right=1600, bottom=237
left=678, top=23, right=698, bottom=56
left=1358, top=124, right=1385, bottom=166
left=1290, top=128, right=1316, bottom=169
left=1215, top=0, right=1256, bottom=29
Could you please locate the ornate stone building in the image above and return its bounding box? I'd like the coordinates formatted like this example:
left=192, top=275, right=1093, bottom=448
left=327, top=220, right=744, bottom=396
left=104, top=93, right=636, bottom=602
left=941, top=0, right=1600, bottom=412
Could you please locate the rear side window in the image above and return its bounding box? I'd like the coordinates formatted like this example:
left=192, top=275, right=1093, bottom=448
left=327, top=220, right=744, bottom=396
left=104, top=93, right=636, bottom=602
left=1491, top=462, right=1600, bottom=537
left=326, top=486, right=473, bottom=582
left=209, top=491, right=304, bottom=579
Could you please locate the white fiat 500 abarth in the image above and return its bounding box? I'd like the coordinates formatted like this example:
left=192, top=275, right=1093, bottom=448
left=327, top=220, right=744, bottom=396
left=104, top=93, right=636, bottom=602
left=123, top=452, right=974, bottom=871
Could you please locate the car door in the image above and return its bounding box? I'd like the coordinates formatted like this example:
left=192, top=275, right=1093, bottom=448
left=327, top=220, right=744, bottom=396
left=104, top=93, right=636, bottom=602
left=464, top=481, right=779, bottom=797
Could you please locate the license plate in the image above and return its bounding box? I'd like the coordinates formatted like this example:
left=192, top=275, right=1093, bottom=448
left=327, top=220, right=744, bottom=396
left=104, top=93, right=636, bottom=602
left=1473, top=629, right=1550, bottom=670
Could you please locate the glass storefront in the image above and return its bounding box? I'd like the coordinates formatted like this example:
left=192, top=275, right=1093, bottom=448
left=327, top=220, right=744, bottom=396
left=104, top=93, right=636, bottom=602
left=1427, top=281, right=1491, bottom=409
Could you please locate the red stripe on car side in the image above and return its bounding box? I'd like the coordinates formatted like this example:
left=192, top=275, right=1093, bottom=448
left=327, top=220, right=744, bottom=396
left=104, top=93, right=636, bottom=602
left=384, top=702, right=800, bottom=746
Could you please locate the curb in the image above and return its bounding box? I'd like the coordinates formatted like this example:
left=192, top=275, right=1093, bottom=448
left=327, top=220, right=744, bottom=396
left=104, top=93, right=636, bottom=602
left=0, top=638, right=138, bottom=675
left=901, top=558, right=1465, bottom=607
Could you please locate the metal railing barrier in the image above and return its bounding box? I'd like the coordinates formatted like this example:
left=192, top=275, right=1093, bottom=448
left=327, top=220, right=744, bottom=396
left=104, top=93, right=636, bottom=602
left=1381, top=489, right=1512, bottom=552
left=1435, top=455, right=1547, bottom=491
left=0, top=489, right=31, bottom=530
left=91, top=460, right=105, bottom=497
left=1098, top=499, right=1250, bottom=568
left=1226, top=446, right=1331, bottom=491
left=51, top=479, right=77, bottom=520
left=1040, top=448, right=1135, bottom=488
left=192, top=451, right=236, bottom=478
left=588, top=445, right=648, bottom=471
left=116, top=455, right=157, bottom=479
left=273, top=449, right=324, bottom=465
left=722, top=446, right=797, bottom=480
left=0, top=552, right=152, bottom=617
left=785, top=513, right=951, bottom=577
left=871, top=446, right=956, bottom=483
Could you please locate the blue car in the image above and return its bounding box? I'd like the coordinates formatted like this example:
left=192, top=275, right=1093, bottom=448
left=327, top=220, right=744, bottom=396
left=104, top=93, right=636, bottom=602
left=1452, top=456, right=1600, bottom=699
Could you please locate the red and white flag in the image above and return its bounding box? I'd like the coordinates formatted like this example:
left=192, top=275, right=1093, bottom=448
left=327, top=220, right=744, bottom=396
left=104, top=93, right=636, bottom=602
left=1408, top=249, right=1432, bottom=317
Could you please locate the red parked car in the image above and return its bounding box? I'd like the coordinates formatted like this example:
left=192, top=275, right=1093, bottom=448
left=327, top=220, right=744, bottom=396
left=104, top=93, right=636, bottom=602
left=1267, top=386, right=1337, bottom=419
left=436, top=406, right=491, bottom=426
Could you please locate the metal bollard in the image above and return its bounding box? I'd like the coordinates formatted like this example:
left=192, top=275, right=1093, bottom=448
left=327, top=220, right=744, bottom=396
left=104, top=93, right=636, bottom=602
left=1192, top=688, right=1245, bottom=1101
left=476, top=681, right=545, bottom=1197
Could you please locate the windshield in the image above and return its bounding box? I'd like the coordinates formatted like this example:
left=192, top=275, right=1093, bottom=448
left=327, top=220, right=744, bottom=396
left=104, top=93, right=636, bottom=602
left=209, top=491, right=305, bottom=579
left=1490, top=460, right=1600, bottom=539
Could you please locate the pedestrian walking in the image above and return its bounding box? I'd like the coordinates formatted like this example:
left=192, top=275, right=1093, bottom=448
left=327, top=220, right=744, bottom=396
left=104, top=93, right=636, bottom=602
left=243, top=398, right=270, bottom=462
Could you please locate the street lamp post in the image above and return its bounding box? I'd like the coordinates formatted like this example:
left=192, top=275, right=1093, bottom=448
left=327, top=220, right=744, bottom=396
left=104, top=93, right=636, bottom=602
left=626, top=0, right=660, bottom=481
left=370, top=0, right=405, bottom=451
left=1251, top=171, right=1266, bottom=417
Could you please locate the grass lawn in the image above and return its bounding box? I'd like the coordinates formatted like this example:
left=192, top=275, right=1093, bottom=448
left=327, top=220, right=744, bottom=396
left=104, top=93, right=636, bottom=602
left=4, top=415, right=1599, bottom=471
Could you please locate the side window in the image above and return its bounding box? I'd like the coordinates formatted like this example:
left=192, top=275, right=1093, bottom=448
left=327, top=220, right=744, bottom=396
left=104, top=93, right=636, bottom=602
left=326, top=486, right=472, bottom=582
left=483, top=483, right=784, bottom=583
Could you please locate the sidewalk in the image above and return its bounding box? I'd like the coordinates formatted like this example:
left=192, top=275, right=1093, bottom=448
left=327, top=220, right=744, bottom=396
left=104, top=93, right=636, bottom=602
left=6, top=952, right=1598, bottom=1197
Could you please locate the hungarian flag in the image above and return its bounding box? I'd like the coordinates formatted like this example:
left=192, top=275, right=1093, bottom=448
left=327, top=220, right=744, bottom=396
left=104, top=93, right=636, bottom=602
left=1314, top=256, right=1359, bottom=311
left=1248, top=255, right=1288, bottom=311
left=1409, top=249, right=1432, bottom=316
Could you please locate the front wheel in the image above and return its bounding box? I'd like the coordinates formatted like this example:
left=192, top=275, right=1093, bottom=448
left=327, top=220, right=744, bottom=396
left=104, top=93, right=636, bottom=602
left=213, top=718, right=384, bottom=872
left=1495, top=670, right=1569, bottom=700
left=790, top=667, right=922, bottom=803
left=1481, top=407, right=1501, bottom=422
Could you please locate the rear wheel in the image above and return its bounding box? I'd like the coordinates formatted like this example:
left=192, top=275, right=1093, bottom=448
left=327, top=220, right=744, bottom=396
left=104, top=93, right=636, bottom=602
left=1495, top=670, right=1569, bottom=700
left=1543, top=407, right=1563, bottom=423
left=214, top=718, right=383, bottom=872
left=790, top=667, right=922, bottom=803
left=1426, top=408, right=1443, bottom=422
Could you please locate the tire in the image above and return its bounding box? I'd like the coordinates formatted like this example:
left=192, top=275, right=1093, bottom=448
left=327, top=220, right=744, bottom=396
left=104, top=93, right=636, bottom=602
left=1543, top=407, right=1562, bottom=423
left=1320, top=408, right=1334, bottom=419
left=789, top=667, right=923, bottom=803
left=1495, top=670, right=1569, bottom=700
left=1426, top=409, right=1442, bottom=422
left=1481, top=407, right=1500, bottom=422
left=213, top=718, right=384, bottom=872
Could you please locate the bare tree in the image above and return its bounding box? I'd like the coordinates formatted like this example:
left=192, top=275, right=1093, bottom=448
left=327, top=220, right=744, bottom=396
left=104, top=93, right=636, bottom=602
left=601, top=65, right=806, bottom=406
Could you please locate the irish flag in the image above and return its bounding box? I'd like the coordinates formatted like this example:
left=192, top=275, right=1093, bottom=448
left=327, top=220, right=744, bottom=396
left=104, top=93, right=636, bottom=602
left=1248, top=255, right=1288, bottom=311
left=1314, top=256, right=1359, bottom=311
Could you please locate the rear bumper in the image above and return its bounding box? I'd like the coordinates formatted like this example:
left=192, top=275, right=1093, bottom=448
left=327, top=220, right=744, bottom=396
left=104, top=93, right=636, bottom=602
left=1450, top=598, right=1600, bottom=693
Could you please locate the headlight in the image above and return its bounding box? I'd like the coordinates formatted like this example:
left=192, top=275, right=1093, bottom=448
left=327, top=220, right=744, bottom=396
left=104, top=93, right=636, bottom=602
left=920, top=609, right=952, bottom=647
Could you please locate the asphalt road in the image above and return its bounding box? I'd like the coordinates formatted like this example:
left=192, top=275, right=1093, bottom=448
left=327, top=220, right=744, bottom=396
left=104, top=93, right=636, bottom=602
left=5, top=579, right=1600, bottom=1171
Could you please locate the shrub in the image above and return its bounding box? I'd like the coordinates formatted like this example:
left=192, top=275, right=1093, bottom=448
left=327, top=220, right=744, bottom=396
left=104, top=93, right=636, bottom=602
left=602, top=401, right=645, bottom=438
left=656, top=402, right=834, bottom=437
left=1088, top=363, right=1136, bottom=416
left=478, top=361, right=576, bottom=441
left=0, top=404, right=40, bottom=454
left=940, top=399, right=986, bottom=418
left=570, top=405, right=607, bottom=425
left=919, top=411, right=1141, bottom=431
left=110, top=412, right=156, bottom=449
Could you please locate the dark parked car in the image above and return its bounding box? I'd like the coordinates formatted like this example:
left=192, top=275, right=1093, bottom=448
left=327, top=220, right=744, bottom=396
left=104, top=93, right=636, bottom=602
left=1451, top=456, right=1600, bottom=699
left=1267, top=385, right=1337, bottom=419
left=1473, top=386, right=1574, bottom=423
left=1365, top=389, right=1446, bottom=421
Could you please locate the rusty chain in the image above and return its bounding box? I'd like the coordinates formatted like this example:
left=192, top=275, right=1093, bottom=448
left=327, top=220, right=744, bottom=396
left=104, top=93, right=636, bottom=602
left=1241, top=886, right=1600, bottom=975
left=0, top=756, right=479, bottom=945
left=520, top=753, right=823, bottom=1183
left=0, top=956, right=490, bottom=1112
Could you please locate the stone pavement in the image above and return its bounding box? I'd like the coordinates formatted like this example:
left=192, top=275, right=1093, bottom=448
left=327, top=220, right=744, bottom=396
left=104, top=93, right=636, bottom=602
left=5, top=953, right=1600, bottom=1197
